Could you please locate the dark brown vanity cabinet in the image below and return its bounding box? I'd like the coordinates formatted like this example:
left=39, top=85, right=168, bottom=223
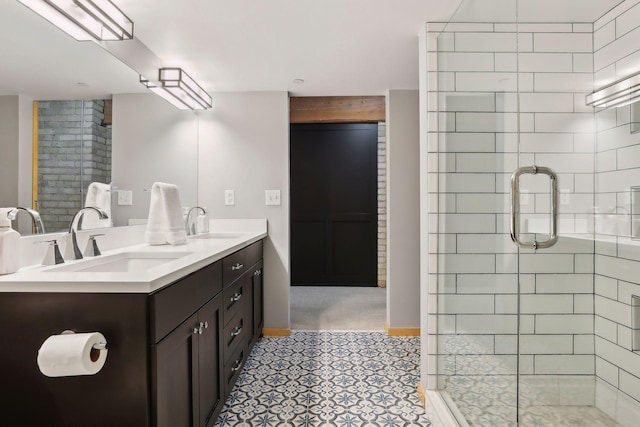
left=220, top=241, right=264, bottom=395
left=152, top=295, right=223, bottom=427
left=152, top=239, right=264, bottom=427
left=0, top=239, right=264, bottom=427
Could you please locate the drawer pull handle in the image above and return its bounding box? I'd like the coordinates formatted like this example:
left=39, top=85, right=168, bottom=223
left=231, top=263, right=244, bottom=271
left=231, top=326, right=242, bottom=337
left=231, top=359, right=243, bottom=372
left=230, top=293, right=242, bottom=302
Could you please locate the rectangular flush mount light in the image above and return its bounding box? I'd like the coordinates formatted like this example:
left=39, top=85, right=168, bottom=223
left=140, top=75, right=192, bottom=111
left=17, top=0, right=133, bottom=41
left=159, top=68, right=213, bottom=110
left=586, top=71, right=640, bottom=109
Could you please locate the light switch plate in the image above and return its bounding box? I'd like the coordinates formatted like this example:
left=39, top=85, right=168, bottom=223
left=117, top=190, right=133, bottom=206
left=225, top=190, right=235, bottom=206
left=265, top=190, right=281, bottom=206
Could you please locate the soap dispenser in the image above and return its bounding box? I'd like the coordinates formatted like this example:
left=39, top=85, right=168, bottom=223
left=0, top=208, right=21, bottom=275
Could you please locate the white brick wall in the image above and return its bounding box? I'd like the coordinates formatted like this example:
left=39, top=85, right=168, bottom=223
left=593, top=1, right=640, bottom=423
left=377, top=122, right=386, bottom=287
left=425, top=20, right=598, bottom=413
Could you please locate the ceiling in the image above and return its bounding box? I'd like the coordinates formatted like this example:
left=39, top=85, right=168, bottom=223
left=0, top=0, right=626, bottom=100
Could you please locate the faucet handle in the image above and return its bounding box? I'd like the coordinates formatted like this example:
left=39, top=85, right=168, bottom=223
left=35, top=240, right=64, bottom=266
left=84, top=234, right=105, bottom=257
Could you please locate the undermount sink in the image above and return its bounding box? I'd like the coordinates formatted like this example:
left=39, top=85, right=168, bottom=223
left=189, top=232, right=244, bottom=240
left=45, top=252, right=192, bottom=273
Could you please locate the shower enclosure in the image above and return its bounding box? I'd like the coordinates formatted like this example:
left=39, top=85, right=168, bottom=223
left=426, top=0, right=640, bottom=425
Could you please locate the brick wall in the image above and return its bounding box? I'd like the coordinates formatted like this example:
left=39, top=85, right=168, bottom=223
left=378, top=122, right=387, bottom=287
left=38, top=100, right=111, bottom=232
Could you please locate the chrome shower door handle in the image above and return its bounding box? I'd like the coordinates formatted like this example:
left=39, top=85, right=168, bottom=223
left=510, top=165, right=559, bottom=249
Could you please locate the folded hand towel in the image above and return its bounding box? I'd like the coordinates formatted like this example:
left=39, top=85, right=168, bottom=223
left=145, top=182, right=187, bottom=246
left=81, top=182, right=113, bottom=229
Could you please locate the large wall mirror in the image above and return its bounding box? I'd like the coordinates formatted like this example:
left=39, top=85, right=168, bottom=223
left=0, top=1, right=198, bottom=235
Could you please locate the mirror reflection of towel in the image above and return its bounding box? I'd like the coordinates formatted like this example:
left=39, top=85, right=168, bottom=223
left=145, top=182, right=187, bottom=246
left=82, top=182, right=113, bottom=229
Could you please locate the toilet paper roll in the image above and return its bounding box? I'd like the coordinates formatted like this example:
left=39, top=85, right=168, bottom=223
left=37, top=332, right=108, bottom=377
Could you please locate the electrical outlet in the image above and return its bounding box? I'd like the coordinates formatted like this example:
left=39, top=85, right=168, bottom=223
left=225, top=190, right=235, bottom=206
left=265, top=190, right=281, bottom=206
left=117, top=190, right=133, bottom=206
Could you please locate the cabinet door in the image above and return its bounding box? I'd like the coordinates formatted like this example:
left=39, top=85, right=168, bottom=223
left=198, top=295, right=224, bottom=427
left=152, top=313, right=199, bottom=427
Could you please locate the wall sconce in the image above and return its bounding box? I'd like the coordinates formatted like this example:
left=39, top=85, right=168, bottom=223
left=18, top=0, right=133, bottom=41
left=159, top=68, right=213, bottom=110
left=586, top=71, right=640, bottom=109
left=139, top=76, right=191, bottom=111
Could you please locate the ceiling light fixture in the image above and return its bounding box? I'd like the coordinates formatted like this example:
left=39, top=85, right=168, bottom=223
left=139, top=75, right=191, bottom=111
left=158, top=68, right=212, bottom=110
left=17, top=0, right=134, bottom=41
left=586, top=71, right=640, bottom=109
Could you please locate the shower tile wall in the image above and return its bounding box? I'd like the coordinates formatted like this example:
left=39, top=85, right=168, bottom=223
left=593, top=1, right=640, bottom=424
left=424, top=21, right=597, bottom=410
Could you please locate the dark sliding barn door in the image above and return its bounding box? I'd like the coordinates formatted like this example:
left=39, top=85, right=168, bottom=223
left=290, top=123, right=378, bottom=286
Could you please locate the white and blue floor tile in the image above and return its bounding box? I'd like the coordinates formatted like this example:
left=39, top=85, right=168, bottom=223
left=215, top=331, right=431, bottom=427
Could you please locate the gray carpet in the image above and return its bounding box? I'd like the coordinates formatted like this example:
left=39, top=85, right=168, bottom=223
left=290, top=286, right=386, bottom=330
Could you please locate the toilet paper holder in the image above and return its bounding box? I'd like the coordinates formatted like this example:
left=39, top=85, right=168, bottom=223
left=61, top=330, right=108, bottom=350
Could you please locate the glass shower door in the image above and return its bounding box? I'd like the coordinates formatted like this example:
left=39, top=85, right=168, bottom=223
left=435, top=4, right=520, bottom=423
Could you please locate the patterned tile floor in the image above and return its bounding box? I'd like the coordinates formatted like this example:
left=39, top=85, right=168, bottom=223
left=214, top=331, right=431, bottom=427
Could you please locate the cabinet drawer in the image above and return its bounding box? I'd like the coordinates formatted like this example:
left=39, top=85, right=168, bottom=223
left=150, top=261, right=222, bottom=343
left=222, top=277, right=248, bottom=325
left=223, top=345, right=245, bottom=395
left=222, top=240, right=263, bottom=287
left=223, top=313, right=246, bottom=364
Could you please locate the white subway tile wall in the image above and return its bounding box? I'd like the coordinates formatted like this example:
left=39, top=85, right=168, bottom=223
left=427, top=2, right=640, bottom=421
left=425, top=17, right=607, bottom=422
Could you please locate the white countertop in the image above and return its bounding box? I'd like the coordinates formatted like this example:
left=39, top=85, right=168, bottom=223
left=0, top=219, right=267, bottom=294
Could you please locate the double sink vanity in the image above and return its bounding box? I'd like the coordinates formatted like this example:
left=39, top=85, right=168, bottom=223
left=0, top=219, right=267, bottom=427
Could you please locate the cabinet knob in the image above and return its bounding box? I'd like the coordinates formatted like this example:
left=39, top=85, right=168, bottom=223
left=204, top=321, right=209, bottom=329
left=194, top=322, right=205, bottom=335
left=231, top=263, right=244, bottom=271
left=230, top=293, right=242, bottom=302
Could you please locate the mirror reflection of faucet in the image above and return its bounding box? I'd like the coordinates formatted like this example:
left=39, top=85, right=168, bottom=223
left=7, top=207, right=46, bottom=234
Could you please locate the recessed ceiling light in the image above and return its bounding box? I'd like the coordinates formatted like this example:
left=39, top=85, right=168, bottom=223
left=293, top=79, right=305, bottom=84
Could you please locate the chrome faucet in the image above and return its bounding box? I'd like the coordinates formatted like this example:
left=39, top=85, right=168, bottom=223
left=185, top=206, right=207, bottom=236
left=7, top=207, right=46, bottom=234
left=66, top=207, right=109, bottom=260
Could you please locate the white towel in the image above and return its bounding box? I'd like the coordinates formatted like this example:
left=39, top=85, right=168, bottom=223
left=81, top=182, right=113, bottom=229
left=145, top=182, right=187, bottom=246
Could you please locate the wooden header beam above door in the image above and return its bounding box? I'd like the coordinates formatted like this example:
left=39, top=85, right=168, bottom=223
left=290, top=96, right=385, bottom=124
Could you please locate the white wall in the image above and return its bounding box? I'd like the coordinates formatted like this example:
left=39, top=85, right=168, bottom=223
left=0, top=95, right=33, bottom=234
left=18, top=96, right=33, bottom=214
left=0, top=96, right=20, bottom=208
left=197, top=91, right=290, bottom=329
left=112, top=93, right=198, bottom=226
left=386, top=90, right=421, bottom=328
